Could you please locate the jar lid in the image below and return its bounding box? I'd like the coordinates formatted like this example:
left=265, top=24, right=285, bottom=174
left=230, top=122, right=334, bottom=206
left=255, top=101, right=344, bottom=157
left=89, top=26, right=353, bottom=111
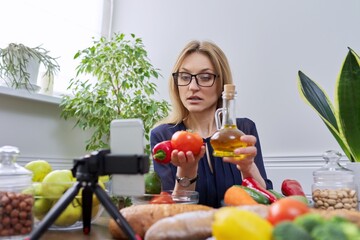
left=313, top=150, right=354, bottom=183
left=0, top=145, right=32, bottom=189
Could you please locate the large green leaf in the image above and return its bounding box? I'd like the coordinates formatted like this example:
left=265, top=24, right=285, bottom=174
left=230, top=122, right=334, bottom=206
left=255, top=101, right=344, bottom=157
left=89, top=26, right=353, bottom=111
left=297, top=71, right=353, bottom=161
left=335, top=49, right=360, bottom=162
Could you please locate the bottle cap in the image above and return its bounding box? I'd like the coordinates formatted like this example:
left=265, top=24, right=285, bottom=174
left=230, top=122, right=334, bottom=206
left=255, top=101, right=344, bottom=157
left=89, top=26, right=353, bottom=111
left=224, top=84, right=235, bottom=93
left=223, top=84, right=236, bottom=99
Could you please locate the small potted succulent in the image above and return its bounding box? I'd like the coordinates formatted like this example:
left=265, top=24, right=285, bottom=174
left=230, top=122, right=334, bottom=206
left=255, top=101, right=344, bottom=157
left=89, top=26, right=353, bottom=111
left=0, top=43, right=60, bottom=91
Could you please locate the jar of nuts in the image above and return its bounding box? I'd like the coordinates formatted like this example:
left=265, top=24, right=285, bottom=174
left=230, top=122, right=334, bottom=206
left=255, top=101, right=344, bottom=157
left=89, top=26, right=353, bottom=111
left=0, top=146, right=34, bottom=239
left=312, top=150, right=358, bottom=211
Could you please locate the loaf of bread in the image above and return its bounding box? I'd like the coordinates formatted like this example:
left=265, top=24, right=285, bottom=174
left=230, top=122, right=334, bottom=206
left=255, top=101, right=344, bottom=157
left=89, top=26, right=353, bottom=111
left=108, top=204, right=213, bottom=239
left=145, top=210, right=216, bottom=240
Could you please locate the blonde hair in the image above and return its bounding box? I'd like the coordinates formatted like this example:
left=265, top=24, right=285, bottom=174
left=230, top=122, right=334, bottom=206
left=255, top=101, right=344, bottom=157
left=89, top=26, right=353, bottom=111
left=156, top=40, right=233, bottom=126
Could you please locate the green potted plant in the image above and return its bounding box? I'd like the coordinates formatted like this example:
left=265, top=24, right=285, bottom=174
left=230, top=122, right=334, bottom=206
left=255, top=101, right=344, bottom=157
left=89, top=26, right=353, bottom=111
left=0, top=43, right=60, bottom=91
left=297, top=48, right=360, bottom=162
left=59, top=33, right=170, bottom=154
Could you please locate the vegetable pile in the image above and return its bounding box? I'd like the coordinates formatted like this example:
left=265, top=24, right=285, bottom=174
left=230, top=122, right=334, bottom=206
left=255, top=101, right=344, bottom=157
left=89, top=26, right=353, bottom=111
left=219, top=178, right=360, bottom=240
left=214, top=198, right=360, bottom=240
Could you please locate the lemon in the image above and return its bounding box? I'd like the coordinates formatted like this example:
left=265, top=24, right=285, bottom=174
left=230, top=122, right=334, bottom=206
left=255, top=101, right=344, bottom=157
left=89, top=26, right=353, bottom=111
left=212, top=207, right=273, bottom=240
left=24, top=160, right=52, bottom=182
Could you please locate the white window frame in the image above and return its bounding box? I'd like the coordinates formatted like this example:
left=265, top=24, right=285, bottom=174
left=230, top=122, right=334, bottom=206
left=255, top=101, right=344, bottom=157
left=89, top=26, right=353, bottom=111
left=0, top=0, right=113, bottom=96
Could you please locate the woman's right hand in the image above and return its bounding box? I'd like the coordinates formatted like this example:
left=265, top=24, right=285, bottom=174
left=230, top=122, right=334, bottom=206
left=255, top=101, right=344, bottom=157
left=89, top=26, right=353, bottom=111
left=171, top=145, right=205, bottom=174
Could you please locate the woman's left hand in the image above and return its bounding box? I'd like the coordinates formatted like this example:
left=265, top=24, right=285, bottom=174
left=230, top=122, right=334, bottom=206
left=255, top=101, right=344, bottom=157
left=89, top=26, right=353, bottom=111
left=223, top=135, right=257, bottom=168
left=223, top=135, right=267, bottom=188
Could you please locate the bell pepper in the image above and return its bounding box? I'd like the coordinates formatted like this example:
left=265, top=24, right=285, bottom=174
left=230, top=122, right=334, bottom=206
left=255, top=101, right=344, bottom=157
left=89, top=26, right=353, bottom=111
left=212, top=207, right=273, bottom=240
left=281, top=179, right=306, bottom=196
left=152, top=140, right=173, bottom=164
left=242, top=177, right=278, bottom=203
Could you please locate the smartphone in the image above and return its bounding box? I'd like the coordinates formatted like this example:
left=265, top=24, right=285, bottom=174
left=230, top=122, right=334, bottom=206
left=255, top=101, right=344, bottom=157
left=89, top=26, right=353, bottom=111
left=110, top=119, right=145, bottom=196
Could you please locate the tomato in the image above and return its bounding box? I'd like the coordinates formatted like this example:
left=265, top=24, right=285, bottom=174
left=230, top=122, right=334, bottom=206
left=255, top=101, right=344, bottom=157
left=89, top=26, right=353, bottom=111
left=267, top=197, right=309, bottom=225
left=171, top=130, right=203, bottom=155
left=149, top=191, right=175, bottom=204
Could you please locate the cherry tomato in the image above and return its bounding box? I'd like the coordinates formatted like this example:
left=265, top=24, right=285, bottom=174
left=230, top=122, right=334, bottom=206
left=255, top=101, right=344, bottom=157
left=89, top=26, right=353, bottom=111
left=171, top=130, right=203, bottom=155
left=267, top=197, right=309, bottom=225
left=149, top=191, right=175, bottom=204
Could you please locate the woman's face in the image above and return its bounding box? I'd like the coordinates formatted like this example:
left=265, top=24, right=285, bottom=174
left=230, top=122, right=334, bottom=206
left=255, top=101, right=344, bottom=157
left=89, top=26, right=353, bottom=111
left=177, top=52, right=219, bottom=114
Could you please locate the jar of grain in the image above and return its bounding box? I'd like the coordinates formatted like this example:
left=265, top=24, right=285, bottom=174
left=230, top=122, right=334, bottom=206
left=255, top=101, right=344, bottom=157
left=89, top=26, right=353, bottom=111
left=312, top=150, right=358, bottom=211
left=0, top=146, right=34, bottom=239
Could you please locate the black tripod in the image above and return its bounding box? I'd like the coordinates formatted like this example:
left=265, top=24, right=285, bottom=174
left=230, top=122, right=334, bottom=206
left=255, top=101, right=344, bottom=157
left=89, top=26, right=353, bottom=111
left=28, top=149, right=149, bottom=240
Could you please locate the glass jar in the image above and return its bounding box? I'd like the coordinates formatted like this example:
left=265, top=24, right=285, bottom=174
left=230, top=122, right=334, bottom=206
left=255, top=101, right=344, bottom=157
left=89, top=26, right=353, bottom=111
left=312, top=150, right=358, bottom=210
left=0, top=146, right=34, bottom=239
left=210, top=84, right=247, bottom=160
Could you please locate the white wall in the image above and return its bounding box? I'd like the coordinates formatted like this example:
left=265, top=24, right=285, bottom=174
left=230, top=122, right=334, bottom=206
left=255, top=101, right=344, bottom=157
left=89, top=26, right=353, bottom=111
left=110, top=0, right=360, bottom=193
left=0, top=90, right=91, bottom=170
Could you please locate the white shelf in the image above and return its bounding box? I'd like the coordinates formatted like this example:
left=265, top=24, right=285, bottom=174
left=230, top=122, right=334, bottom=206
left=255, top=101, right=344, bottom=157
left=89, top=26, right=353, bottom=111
left=0, top=86, right=62, bottom=104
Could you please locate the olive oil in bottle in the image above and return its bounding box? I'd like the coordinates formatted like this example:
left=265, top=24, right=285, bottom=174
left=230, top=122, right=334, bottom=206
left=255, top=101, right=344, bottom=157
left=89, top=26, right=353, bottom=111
left=210, top=84, right=247, bottom=160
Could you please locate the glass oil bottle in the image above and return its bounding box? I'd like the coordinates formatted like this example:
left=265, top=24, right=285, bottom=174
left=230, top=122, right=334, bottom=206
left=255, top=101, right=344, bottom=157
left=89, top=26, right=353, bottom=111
left=210, top=84, right=247, bottom=160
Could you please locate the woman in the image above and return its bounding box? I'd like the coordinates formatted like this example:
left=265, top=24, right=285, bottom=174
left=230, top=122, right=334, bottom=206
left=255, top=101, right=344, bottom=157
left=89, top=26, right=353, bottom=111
left=150, top=40, right=272, bottom=208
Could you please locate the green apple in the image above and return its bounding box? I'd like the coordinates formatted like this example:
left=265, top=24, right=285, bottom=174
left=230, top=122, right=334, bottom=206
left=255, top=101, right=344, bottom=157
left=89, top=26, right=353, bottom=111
left=41, top=170, right=75, bottom=198
left=24, top=160, right=52, bottom=182
left=53, top=199, right=82, bottom=227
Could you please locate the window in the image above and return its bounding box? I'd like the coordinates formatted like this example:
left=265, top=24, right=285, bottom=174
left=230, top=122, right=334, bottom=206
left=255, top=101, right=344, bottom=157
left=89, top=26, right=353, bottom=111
left=0, top=0, right=112, bottom=94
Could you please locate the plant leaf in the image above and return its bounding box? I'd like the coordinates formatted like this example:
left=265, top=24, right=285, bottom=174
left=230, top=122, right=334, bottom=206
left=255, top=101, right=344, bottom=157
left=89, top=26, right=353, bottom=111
left=298, top=71, right=339, bottom=131
left=297, top=71, right=353, bottom=160
left=335, top=48, right=360, bottom=162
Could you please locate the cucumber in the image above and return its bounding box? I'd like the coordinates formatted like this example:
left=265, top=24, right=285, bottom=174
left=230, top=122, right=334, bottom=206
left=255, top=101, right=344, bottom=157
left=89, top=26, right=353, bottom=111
left=237, top=185, right=270, bottom=204
left=268, top=189, right=285, bottom=199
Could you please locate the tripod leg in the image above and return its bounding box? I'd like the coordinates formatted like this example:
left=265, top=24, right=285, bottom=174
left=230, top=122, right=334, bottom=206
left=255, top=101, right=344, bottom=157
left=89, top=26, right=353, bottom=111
left=82, top=184, right=93, bottom=234
left=28, top=182, right=82, bottom=240
left=93, top=184, right=139, bottom=240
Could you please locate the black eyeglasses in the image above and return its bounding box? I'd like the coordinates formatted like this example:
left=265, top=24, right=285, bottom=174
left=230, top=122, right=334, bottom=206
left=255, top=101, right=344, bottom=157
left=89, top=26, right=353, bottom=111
left=172, top=72, right=217, bottom=87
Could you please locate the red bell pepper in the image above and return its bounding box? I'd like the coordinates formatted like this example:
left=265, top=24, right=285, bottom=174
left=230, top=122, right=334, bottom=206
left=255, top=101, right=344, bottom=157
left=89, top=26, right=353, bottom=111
left=242, top=177, right=278, bottom=203
left=152, top=140, right=173, bottom=164
left=281, top=179, right=306, bottom=196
